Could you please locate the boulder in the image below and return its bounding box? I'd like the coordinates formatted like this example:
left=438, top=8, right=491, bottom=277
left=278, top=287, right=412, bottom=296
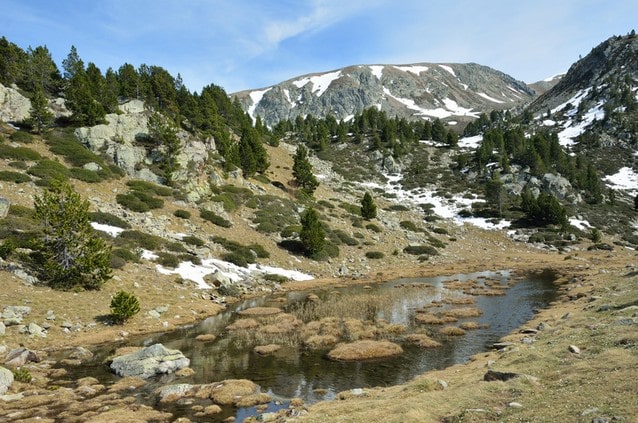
left=4, top=347, right=41, bottom=367
left=0, top=83, right=31, bottom=122
left=0, top=198, right=9, bottom=219
left=0, top=366, right=14, bottom=394
left=109, top=343, right=190, bottom=379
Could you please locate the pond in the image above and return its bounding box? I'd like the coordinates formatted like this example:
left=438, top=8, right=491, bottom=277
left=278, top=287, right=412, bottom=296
left=58, top=269, right=558, bottom=422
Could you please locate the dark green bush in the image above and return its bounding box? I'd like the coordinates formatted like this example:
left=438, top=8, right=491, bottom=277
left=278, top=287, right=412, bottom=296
left=10, top=131, right=34, bottom=143
left=387, top=204, right=410, bottom=211
left=251, top=195, right=298, bottom=233
left=8, top=204, right=35, bottom=218
left=366, top=223, right=382, bottom=233
left=182, top=235, right=205, bottom=247
left=8, top=161, right=28, bottom=169
left=88, top=211, right=131, bottom=229
left=109, top=254, right=127, bottom=269
left=111, top=247, right=140, bottom=263
left=116, top=230, right=164, bottom=251
left=70, top=167, right=104, bottom=183
left=200, top=209, right=232, bottom=228
left=427, top=236, right=446, bottom=249
left=403, top=245, right=439, bottom=256
left=166, top=241, right=188, bottom=253
left=0, top=145, right=41, bottom=161
left=173, top=209, right=191, bottom=219
left=45, top=130, right=107, bottom=168
left=339, top=202, right=362, bottom=216
left=365, top=251, right=385, bottom=259
left=432, top=227, right=449, bottom=235
left=27, top=159, right=70, bottom=181
left=0, top=239, right=16, bottom=259
left=263, top=273, right=289, bottom=283
left=126, top=180, right=173, bottom=196
left=248, top=243, right=270, bottom=259
left=331, top=229, right=359, bottom=246
left=222, top=251, right=249, bottom=267
left=281, top=225, right=302, bottom=238
left=157, top=252, right=180, bottom=268
left=400, top=220, right=420, bottom=232
left=12, top=368, right=32, bottom=383
left=0, top=170, right=31, bottom=183
left=256, top=221, right=279, bottom=233
left=116, top=190, right=164, bottom=212
left=110, top=290, right=141, bottom=324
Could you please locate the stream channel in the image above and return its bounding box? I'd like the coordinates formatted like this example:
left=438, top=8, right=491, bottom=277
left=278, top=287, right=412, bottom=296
left=58, top=269, right=558, bottom=421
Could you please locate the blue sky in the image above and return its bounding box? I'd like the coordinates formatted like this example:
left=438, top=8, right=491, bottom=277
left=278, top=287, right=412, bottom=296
left=1, top=0, right=636, bottom=93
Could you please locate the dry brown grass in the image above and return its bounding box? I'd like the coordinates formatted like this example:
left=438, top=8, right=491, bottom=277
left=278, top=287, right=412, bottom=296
left=439, top=306, right=483, bottom=318
left=414, top=313, right=458, bottom=324
left=225, top=318, right=259, bottom=331
left=459, top=321, right=485, bottom=330
left=438, top=326, right=466, bottom=336
left=238, top=306, right=282, bottom=316
left=441, top=296, right=475, bottom=305
left=303, top=334, right=339, bottom=349
left=195, top=379, right=259, bottom=405
left=327, top=340, right=403, bottom=361
left=405, top=334, right=442, bottom=348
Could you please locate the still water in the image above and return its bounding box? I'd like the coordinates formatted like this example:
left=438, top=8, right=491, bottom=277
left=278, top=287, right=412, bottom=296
left=59, top=269, right=557, bottom=421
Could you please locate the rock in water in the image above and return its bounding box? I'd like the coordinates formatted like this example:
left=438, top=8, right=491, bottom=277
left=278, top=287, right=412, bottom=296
left=110, top=343, right=190, bottom=379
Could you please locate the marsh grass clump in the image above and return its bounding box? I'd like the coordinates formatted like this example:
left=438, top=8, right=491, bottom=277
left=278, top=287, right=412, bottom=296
left=327, top=340, right=403, bottom=361
left=439, top=307, right=483, bottom=318
left=405, top=334, right=442, bottom=348
left=439, top=326, right=466, bottom=336
left=289, top=290, right=402, bottom=323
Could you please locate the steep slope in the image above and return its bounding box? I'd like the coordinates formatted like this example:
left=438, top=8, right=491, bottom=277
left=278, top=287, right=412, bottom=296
left=233, top=63, right=535, bottom=127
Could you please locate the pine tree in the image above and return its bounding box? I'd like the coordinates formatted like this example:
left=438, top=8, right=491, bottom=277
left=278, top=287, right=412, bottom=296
left=34, top=181, right=112, bottom=290
left=27, top=86, right=53, bottom=133
left=292, top=144, right=319, bottom=195
left=360, top=192, right=377, bottom=220
left=300, top=207, right=325, bottom=257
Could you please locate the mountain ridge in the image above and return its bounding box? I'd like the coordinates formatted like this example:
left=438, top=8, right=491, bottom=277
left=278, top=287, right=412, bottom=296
left=233, top=62, right=538, bottom=128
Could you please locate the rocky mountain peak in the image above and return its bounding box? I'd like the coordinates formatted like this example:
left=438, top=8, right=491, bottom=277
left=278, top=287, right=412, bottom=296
left=233, top=62, right=535, bottom=127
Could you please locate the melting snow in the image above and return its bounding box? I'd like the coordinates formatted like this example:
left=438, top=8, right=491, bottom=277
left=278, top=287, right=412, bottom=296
left=557, top=100, right=605, bottom=147
left=477, top=92, right=505, bottom=104
left=155, top=258, right=313, bottom=289
left=458, top=135, right=483, bottom=149
left=293, top=71, right=342, bottom=97
left=438, top=65, right=456, bottom=77
left=369, top=65, right=384, bottom=79
left=605, top=167, right=638, bottom=195
left=394, top=65, right=429, bottom=75
left=382, top=87, right=478, bottom=119
left=91, top=222, right=125, bottom=237
left=248, top=88, right=271, bottom=120
left=569, top=218, right=592, bottom=231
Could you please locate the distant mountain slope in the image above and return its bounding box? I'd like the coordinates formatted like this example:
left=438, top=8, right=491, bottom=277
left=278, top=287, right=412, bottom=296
left=233, top=63, right=535, bottom=127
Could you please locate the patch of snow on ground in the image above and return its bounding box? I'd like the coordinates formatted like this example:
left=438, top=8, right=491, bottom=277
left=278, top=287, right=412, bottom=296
left=557, top=100, right=605, bottom=147
left=309, top=71, right=342, bottom=96
left=441, top=98, right=479, bottom=118
left=394, top=65, right=429, bottom=75
left=248, top=88, right=271, bottom=120
left=439, top=65, right=456, bottom=77
left=292, top=77, right=311, bottom=88
left=458, top=135, right=483, bottom=149
left=477, top=92, right=505, bottom=104
left=360, top=173, right=509, bottom=230
left=543, top=72, right=566, bottom=82
left=91, top=222, right=125, bottom=237
left=369, top=65, right=384, bottom=79
left=542, top=119, right=556, bottom=126
left=569, top=218, right=592, bottom=231
left=604, top=167, right=638, bottom=196
left=156, top=258, right=313, bottom=289
left=141, top=249, right=158, bottom=260
left=283, top=89, right=292, bottom=105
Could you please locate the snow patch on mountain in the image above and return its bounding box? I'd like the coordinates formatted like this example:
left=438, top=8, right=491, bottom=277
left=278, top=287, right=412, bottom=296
left=293, top=71, right=341, bottom=96
left=394, top=65, right=429, bottom=75
left=249, top=88, right=272, bottom=119
left=439, top=65, right=456, bottom=77
left=369, top=65, right=384, bottom=79
left=604, top=167, right=638, bottom=195
left=477, top=92, right=505, bottom=104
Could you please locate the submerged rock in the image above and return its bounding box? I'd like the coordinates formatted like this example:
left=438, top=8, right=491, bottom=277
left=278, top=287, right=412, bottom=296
left=110, top=343, right=190, bottom=379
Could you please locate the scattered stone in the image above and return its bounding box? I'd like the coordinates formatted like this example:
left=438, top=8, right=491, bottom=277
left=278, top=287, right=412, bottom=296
left=0, top=198, right=9, bottom=219
left=508, top=402, right=523, bottom=408
left=110, top=343, right=190, bottom=379
left=0, top=322, right=5, bottom=335
left=437, top=379, right=448, bottom=390
left=195, top=334, right=216, bottom=342
left=27, top=322, right=47, bottom=338
left=254, top=344, right=281, bottom=355
left=46, top=310, right=56, bottom=321
left=69, top=346, right=94, bottom=361
left=520, top=327, right=538, bottom=334
left=483, top=370, right=521, bottom=382
left=155, top=305, right=169, bottom=314
left=156, top=383, right=194, bottom=402
left=581, top=408, right=600, bottom=416
left=4, top=347, right=41, bottom=367
left=538, top=321, right=553, bottom=330
left=0, top=366, right=14, bottom=395
left=568, top=345, right=581, bottom=354
left=204, top=405, right=222, bottom=415
left=147, top=310, right=161, bottom=319
left=492, top=342, right=516, bottom=350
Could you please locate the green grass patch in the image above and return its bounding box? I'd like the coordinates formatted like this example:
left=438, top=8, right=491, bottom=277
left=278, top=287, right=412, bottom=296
left=182, top=235, right=205, bottom=247
left=9, top=131, right=34, bottom=143
left=0, top=144, right=41, bottom=161
left=116, top=190, right=164, bottom=212
left=27, top=159, right=70, bottom=182
left=44, top=130, right=108, bottom=169
left=70, top=167, right=104, bottom=183
left=365, top=223, right=383, bottom=233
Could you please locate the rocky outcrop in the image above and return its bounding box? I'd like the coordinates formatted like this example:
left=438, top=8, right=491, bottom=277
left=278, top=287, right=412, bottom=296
left=109, top=343, right=190, bottom=379
left=0, top=84, right=31, bottom=123
left=233, top=63, right=535, bottom=127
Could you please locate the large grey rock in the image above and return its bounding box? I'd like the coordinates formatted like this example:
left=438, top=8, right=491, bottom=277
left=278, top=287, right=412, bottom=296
left=0, top=366, right=14, bottom=394
left=110, top=343, right=190, bottom=379
left=4, top=347, right=41, bottom=367
left=0, top=83, right=31, bottom=122
left=0, top=198, right=9, bottom=218
left=27, top=322, right=47, bottom=338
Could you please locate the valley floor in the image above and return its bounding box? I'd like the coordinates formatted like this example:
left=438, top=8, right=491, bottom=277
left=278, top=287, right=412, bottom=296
left=1, top=236, right=637, bottom=422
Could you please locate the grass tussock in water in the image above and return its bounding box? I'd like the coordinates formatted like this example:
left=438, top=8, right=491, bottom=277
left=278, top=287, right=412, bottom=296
left=327, top=340, right=404, bottom=361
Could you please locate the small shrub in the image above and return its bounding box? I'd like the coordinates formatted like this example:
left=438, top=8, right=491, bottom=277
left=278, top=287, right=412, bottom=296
left=182, top=235, right=205, bottom=247
left=8, top=161, right=28, bottom=169
left=109, top=254, right=127, bottom=269
left=165, top=241, right=188, bottom=253
left=403, top=245, right=439, bottom=256
left=10, top=131, right=34, bottom=143
left=8, top=204, right=35, bottom=218
left=12, top=368, right=32, bottom=383
left=201, top=209, right=232, bottom=228
left=110, top=290, right=141, bottom=324
left=111, top=248, right=140, bottom=264
left=70, top=167, right=103, bottom=183
left=400, top=220, right=420, bottom=232
left=281, top=225, right=302, bottom=238
left=331, top=229, right=358, bottom=246
left=387, top=204, right=410, bottom=212
left=27, top=159, right=70, bottom=182
left=366, top=223, right=382, bottom=233
left=218, top=283, right=241, bottom=297
left=116, top=191, right=164, bottom=212
left=45, top=130, right=106, bottom=168
left=339, top=202, right=362, bottom=216
left=157, top=252, right=180, bottom=268
left=222, top=251, right=249, bottom=267
left=0, top=144, right=41, bottom=161
left=365, top=251, right=385, bottom=259
left=89, top=211, right=131, bottom=229
left=256, top=221, right=279, bottom=233
left=428, top=236, right=446, bottom=249
left=0, top=239, right=16, bottom=259
left=248, top=243, right=270, bottom=259
left=432, top=227, right=449, bottom=235
left=263, top=274, right=289, bottom=283
left=116, top=230, right=164, bottom=251
left=126, top=180, right=172, bottom=196
left=0, top=170, right=31, bottom=183
left=173, top=209, right=191, bottom=219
